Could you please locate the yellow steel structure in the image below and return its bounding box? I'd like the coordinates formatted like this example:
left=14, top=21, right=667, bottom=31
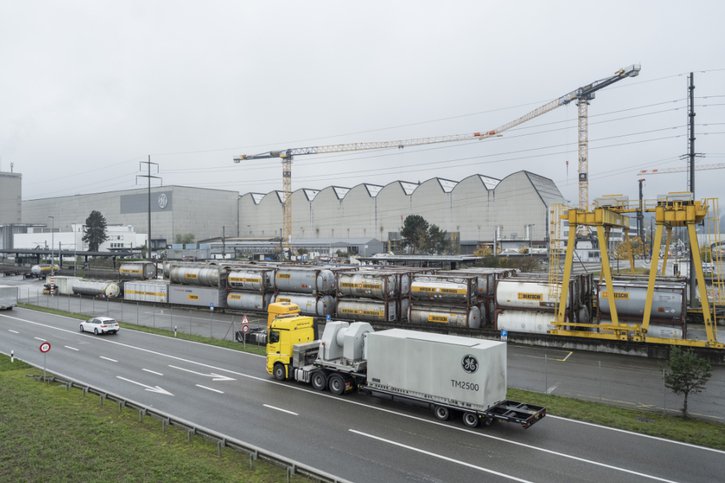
left=550, top=195, right=723, bottom=349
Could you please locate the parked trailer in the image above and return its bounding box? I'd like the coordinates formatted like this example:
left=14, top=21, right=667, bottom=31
left=123, top=280, right=170, bottom=303
left=72, top=280, right=121, bottom=298
left=0, top=285, right=18, bottom=309
left=30, top=264, right=59, bottom=278
left=266, top=303, right=545, bottom=429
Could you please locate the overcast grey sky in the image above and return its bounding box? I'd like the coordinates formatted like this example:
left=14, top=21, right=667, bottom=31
left=2, top=1, right=724, bottom=208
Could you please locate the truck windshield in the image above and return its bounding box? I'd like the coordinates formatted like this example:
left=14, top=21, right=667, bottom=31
left=269, top=330, right=280, bottom=344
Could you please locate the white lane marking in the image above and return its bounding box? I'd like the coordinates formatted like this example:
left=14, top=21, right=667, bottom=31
left=64, top=346, right=79, bottom=351
left=562, top=351, right=573, bottom=362
left=142, top=368, right=164, bottom=376
left=6, top=312, right=725, bottom=462
left=34, top=336, right=46, bottom=341
left=350, top=429, right=533, bottom=483
left=168, top=364, right=236, bottom=382
left=196, top=384, right=224, bottom=394
left=546, top=384, right=559, bottom=394
left=8, top=329, right=19, bottom=334
left=100, top=356, right=118, bottom=363
left=263, top=404, right=298, bottom=416
left=116, top=376, right=174, bottom=396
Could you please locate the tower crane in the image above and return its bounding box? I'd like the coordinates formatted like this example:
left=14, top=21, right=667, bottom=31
left=234, top=65, right=640, bottom=248
left=638, top=163, right=725, bottom=176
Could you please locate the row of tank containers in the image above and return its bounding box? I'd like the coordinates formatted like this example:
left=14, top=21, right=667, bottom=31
left=49, top=261, right=688, bottom=338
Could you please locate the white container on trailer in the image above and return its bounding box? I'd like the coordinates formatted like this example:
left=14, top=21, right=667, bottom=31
left=365, top=329, right=507, bottom=412
left=54, top=276, right=81, bottom=295
left=0, top=285, right=18, bottom=309
left=168, top=284, right=226, bottom=308
left=123, top=280, right=170, bottom=303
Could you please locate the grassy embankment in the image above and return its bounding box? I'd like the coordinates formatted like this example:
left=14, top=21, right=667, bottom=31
left=0, top=355, right=308, bottom=481
left=17, top=303, right=725, bottom=451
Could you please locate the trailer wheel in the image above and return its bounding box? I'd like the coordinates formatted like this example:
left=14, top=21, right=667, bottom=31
left=328, top=374, right=346, bottom=395
left=311, top=371, right=327, bottom=391
left=273, top=363, right=286, bottom=381
left=482, top=416, right=494, bottom=427
left=462, top=412, right=480, bottom=428
left=433, top=405, right=450, bottom=421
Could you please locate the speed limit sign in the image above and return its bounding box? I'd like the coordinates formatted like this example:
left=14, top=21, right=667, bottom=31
left=39, top=341, right=51, bottom=353
left=242, top=324, right=250, bottom=334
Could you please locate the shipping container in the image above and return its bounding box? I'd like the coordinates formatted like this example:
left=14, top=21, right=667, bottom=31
left=123, top=280, right=170, bottom=303
left=168, top=284, right=226, bottom=308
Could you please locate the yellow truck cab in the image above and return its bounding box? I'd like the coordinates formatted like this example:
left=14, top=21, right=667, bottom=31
left=266, top=302, right=316, bottom=379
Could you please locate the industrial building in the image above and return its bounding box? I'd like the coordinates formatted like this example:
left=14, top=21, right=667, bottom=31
left=240, top=170, right=564, bottom=251
left=22, top=185, right=240, bottom=248
left=15, top=170, right=563, bottom=255
left=0, top=170, right=23, bottom=250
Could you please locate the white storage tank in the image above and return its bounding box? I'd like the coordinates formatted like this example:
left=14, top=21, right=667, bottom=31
left=119, top=262, right=157, bottom=280
left=408, top=305, right=481, bottom=329
left=72, top=280, right=121, bottom=298
left=227, top=292, right=273, bottom=312
left=336, top=299, right=398, bottom=322
left=365, top=329, right=507, bottom=412
left=275, top=268, right=336, bottom=294
left=123, top=280, right=169, bottom=303
left=495, top=280, right=564, bottom=311
left=273, top=293, right=335, bottom=317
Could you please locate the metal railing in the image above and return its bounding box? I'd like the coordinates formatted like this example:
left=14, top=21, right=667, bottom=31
left=18, top=362, right=349, bottom=483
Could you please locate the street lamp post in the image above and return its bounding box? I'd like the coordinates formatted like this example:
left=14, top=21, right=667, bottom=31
left=48, top=216, right=55, bottom=274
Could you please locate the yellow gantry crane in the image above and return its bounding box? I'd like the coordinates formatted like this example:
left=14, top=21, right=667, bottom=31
left=550, top=193, right=723, bottom=349
left=234, top=65, right=640, bottom=248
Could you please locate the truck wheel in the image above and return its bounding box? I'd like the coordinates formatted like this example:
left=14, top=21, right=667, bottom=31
left=273, top=363, right=286, bottom=381
left=328, top=374, right=346, bottom=395
left=433, top=405, right=450, bottom=421
left=311, top=371, right=327, bottom=391
left=462, top=412, right=480, bottom=428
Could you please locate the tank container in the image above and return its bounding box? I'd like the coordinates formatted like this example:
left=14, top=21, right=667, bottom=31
left=408, top=304, right=481, bottom=329
left=228, top=269, right=275, bottom=292
left=337, top=271, right=405, bottom=299
left=72, top=280, right=121, bottom=298
left=495, top=310, right=557, bottom=335
left=273, top=293, right=335, bottom=317
left=275, top=268, right=336, bottom=294
left=227, top=292, right=273, bottom=311
left=336, top=299, right=398, bottom=322
left=496, top=280, right=569, bottom=311
left=410, top=275, right=478, bottom=304
left=119, top=262, right=157, bottom=280
left=597, top=280, right=686, bottom=323
left=169, top=266, right=222, bottom=287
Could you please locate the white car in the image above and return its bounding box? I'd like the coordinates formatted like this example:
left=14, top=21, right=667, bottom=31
left=80, top=316, right=120, bottom=335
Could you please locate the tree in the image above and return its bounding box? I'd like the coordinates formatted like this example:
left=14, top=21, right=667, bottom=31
left=664, top=347, right=712, bottom=419
left=400, top=215, right=429, bottom=253
left=428, top=224, right=449, bottom=254
left=82, top=210, right=108, bottom=252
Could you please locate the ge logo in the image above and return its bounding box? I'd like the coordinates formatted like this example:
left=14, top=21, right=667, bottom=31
left=462, top=354, right=478, bottom=374
left=157, top=193, right=168, bottom=209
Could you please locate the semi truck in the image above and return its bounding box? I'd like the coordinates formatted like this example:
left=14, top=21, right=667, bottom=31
left=0, top=285, right=18, bottom=310
left=265, top=302, right=545, bottom=429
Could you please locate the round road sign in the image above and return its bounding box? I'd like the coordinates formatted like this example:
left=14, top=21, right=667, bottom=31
left=242, top=324, right=250, bottom=334
left=39, top=341, right=51, bottom=353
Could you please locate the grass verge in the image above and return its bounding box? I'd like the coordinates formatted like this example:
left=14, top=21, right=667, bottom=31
left=16, top=303, right=725, bottom=450
left=0, top=355, right=308, bottom=481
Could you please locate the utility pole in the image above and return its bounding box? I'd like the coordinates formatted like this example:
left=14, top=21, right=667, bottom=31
left=687, top=73, right=698, bottom=307
left=222, top=225, right=226, bottom=259
left=137, top=156, right=161, bottom=261
left=638, top=178, right=645, bottom=257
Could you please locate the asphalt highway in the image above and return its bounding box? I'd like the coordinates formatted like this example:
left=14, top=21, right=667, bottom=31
left=2, top=307, right=723, bottom=482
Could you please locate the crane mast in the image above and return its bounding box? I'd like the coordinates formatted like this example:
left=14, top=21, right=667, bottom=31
left=234, top=65, right=640, bottom=249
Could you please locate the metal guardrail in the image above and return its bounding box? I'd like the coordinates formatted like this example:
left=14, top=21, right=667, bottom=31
left=10, top=358, right=350, bottom=483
